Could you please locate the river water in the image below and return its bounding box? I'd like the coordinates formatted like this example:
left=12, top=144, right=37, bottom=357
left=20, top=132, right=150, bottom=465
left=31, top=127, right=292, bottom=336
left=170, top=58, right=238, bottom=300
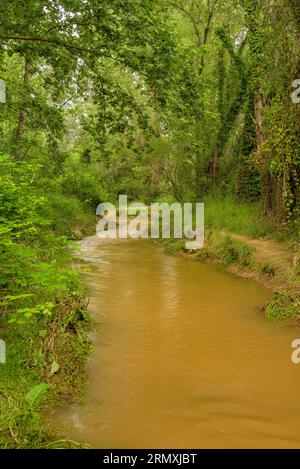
left=52, top=236, right=300, bottom=448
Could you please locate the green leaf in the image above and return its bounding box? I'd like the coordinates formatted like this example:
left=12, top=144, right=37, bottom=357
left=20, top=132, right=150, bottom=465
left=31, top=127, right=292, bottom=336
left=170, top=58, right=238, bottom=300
left=50, top=360, right=60, bottom=375
left=4, top=294, right=33, bottom=301
left=25, top=383, right=49, bottom=408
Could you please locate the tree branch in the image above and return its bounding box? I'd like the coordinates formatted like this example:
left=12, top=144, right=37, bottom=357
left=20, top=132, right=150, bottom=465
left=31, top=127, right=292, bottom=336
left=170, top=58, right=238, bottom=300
left=3, top=34, right=149, bottom=78
left=168, top=1, right=202, bottom=46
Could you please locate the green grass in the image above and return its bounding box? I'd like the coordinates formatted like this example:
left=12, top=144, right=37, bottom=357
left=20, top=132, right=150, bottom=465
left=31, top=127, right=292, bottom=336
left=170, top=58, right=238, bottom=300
left=161, top=229, right=256, bottom=271
left=260, top=262, right=276, bottom=277
left=203, top=196, right=296, bottom=242
left=265, top=291, right=300, bottom=321
left=0, top=294, right=91, bottom=448
left=217, top=235, right=255, bottom=269
left=160, top=238, right=186, bottom=255
left=155, top=195, right=298, bottom=242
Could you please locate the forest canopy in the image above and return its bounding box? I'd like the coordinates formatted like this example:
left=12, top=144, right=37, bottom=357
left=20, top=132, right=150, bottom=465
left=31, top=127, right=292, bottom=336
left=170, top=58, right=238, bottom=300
left=0, top=0, right=299, bottom=223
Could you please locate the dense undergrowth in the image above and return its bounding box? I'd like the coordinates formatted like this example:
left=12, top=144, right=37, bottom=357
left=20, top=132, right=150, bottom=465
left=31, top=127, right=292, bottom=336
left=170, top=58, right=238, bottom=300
left=203, top=196, right=298, bottom=244
left=0, top=297, right=91, bottom=448
left=0, top=155, right=95, bottom=448
left=265, top=291, right=300, bottom=322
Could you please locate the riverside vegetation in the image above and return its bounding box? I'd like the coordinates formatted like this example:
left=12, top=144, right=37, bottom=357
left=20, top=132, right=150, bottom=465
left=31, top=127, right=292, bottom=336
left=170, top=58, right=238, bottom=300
left=0, top=0, right=299, bottom=448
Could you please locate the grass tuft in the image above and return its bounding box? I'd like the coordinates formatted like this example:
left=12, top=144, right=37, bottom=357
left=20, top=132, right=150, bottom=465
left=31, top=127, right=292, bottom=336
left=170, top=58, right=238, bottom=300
left=265, top=291, right=300, bottom=321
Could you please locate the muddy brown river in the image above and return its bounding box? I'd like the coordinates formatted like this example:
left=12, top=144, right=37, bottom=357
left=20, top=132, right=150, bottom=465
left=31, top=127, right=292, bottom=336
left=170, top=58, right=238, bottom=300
left=52, top=236, right=300, bottom=448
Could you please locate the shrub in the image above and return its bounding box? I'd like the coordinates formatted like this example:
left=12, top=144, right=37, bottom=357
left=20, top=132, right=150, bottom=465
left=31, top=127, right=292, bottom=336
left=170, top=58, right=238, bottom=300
left=60, top=160, right=108, bottom=209
left=217, top=236, right=255, bottom=269
left=265, top=291, right=300, bottom=321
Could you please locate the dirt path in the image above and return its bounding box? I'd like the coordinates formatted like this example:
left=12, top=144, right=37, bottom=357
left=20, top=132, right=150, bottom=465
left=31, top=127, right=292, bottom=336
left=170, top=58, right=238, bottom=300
left=224, top=231, right=297, bottom=270
left=221, top=231, right=299, bottom=292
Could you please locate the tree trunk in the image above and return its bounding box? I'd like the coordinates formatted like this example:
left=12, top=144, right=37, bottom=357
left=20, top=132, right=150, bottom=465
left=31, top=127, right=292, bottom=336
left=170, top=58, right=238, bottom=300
left=254, top=89, right=272, bottom=214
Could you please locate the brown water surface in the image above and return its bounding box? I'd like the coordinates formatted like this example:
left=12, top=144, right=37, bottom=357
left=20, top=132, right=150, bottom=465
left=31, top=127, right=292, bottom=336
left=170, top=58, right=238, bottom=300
left=52, top=236, right=300, bottom=448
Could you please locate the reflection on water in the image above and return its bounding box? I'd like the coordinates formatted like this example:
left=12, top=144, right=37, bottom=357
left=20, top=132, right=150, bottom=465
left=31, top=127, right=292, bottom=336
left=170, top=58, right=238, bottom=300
left=52, top=236, right=300, bottom=448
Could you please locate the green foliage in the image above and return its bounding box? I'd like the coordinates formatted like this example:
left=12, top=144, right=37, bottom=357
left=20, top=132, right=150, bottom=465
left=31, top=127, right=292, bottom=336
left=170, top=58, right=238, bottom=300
left=265, top=291, right=300, bottom=321
left=204, top=196, right=277, bottom=239
left=217, top=236, right=255, bottom=269
left=7, top=302, right=54, bottom=325
left=263, top=95, right=300, bottom=229
left=162, top=238, right=186, bottom=255
left=44, top=193, right=93, bottom=237
left=0, top=0, right=299, bottom=449
left=260, top=263, right=275, bottom=277
left=60, top=159, right=108, bottom=209
left=0, top=298, right=91, bottom=448
left=25, top=383, right=49, bottom=409
left=0, top=150, right=94, bottom=323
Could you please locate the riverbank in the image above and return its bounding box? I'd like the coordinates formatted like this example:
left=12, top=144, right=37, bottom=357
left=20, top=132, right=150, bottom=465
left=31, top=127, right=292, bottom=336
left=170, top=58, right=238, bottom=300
left=161, top=227, right=300, bottom=322
left=0, top=167, right=95, bottom=449
left=0, top=293, right=91, bottom=448
left=118, top=198, right=299, bottom=320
